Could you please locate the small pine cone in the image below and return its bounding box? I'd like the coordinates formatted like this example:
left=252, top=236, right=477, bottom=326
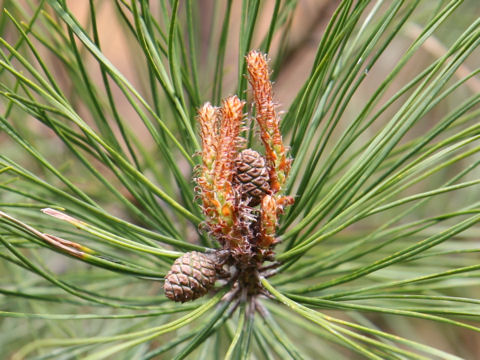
left=164, top=251, right=217, bottom=302
left=234, top=149, right=270, bottom=206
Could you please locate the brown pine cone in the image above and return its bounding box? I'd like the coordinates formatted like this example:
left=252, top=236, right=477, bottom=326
left=234, top=149, right=270, bottom=206
left=164, top=251, right=217, bottom=302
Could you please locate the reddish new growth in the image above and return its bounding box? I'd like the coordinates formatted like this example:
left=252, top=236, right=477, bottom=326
left=196, top=96, right=245, bottom=249
left=246, top=50, right=291, bottom=194
left=169, top=50, right=294, bottom=303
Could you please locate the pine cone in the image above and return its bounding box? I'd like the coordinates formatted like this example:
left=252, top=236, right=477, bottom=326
left=164, top=251, right=217, bottom=302
left=234, top=149, right=270, bottom=206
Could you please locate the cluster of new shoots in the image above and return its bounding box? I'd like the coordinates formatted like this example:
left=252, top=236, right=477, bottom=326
left=164, top=50, right=293, bottom=303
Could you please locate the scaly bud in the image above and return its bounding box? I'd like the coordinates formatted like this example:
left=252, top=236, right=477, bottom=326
left=197, top=103, right=220, bottom=218
left=258, top=195, right=278, bottom=248
left=246, top=50, right=291, bottom=194
left=196, top=96, right=245, bottom=249
left=215, top=95, right=245, bottom=193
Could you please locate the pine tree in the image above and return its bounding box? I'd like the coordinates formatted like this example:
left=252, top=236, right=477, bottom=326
left=1, top=1, right=480, bottom=358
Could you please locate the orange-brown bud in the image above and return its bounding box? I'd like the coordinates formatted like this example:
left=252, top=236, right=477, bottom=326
left=246, top=50, right=291, bottom=195
left=197, top=103, right=220, bottom=218
left=196, top=97, right=245, bottom=249
left=276, top=195, right=295, bottom=213
left=198, top=103, right=218, bottom=172
left=258, top=195, right=278, bottom=248
left=215, top=95, right=245, bottom=193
